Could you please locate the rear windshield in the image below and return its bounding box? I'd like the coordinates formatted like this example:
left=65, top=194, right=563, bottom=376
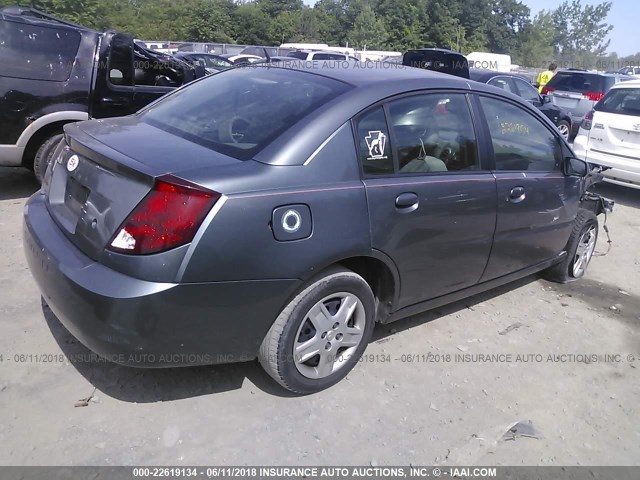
left=595, top=88, right=640, bottom=116
left=0, top=19, right=81, bottom=82
left=140, top=67, right=350, bottom=160
left=547, top=72, right=611, bottom=93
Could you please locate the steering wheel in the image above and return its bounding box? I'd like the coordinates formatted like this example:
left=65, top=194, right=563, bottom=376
left=438, top=144, right=457, bottom=164
left=220, top=116, right=252, bottom=144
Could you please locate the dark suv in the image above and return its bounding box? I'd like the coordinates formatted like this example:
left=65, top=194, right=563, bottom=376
left=542, top=69, right=632, bottom=139
left=0, top=7, right=202, bottom=181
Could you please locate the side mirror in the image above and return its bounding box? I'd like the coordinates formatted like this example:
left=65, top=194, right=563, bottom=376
left=565, top=157, right=588, bottom=177
left=542, top=95, right=552, bottom=104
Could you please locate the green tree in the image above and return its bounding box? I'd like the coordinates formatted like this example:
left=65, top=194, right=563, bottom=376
left=178, top=0, right=236, bottom=43
left=422, top=0, right=462, bottom=51
left=376, top=0, right=425, bottom=51
left=348, top=4, right=387, bottom=50
left=485, top=0, right=530, bottom=54
left=234, top=2, right=274, bottom=45
left=514, top=11, right=555, bottom=67
left=552, top=0, right=613, bottom=64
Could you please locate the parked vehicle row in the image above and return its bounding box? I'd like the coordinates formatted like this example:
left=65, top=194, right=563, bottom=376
left=541, top=69, right=633, bottom=139
left=23, top=62, right=612, bottom=394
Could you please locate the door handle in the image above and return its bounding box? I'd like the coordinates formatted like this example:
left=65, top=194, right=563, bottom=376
left=100, top=97, right=130, bottom=107
left=508, top=186, right=526, bottom=203
left=395, top=192, right=419, bottom=211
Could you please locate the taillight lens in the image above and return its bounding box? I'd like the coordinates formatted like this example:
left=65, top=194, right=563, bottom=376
left=541, top=86, right=555, bottom=95
left=109, top=177, right=220, bottom=255
left=581, top=110, right=595, bottom=130
left=584, top=91, right=605, bottom=102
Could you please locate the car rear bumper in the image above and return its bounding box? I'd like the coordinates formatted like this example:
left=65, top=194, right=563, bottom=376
left=574, top=142, right=640, bottom=189
left=23, top=192, right=301, bottom=367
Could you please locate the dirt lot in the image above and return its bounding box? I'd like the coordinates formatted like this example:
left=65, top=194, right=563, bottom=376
left=0, top=166, right=639, bottom=466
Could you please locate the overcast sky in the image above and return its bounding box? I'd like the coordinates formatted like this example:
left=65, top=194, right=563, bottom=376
left=301, top=0, right=637, bottom=57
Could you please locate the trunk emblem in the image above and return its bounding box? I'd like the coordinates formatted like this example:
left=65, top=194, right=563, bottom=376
left=67, top=155, right=79, bottom=172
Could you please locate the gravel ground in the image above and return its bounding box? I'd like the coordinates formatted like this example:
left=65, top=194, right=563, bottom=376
left=0, top=166, right=639, bottom=466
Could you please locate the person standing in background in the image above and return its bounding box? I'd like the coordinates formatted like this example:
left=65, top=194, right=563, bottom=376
left=537, top=63, right=558, bottom=93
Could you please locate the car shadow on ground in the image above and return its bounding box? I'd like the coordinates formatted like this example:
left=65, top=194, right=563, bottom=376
left=590, top=183, right=640, bottom=209
left=0, top=167, right=39, bottom=201
left=371, top=275, right=538, bottom=343
left=43, top=275, right=542, bottom=403
left=552, top=277, right=640, bottom=332
left=42, top=300, right=299, bottom=401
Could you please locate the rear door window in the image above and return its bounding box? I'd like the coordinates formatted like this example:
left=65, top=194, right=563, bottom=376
left=488, top=77, right=517, bottom=95
left=354, top=106, right=393, bottom=176
left=513, top=78, right=541, bottom=103
left=596, top=88, right=640, bottom=116
left=387, top=93, right=479, bottom=173
left=0, top=20, right=80, bottom=81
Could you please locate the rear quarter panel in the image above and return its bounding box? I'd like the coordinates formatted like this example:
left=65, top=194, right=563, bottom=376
left=178, top=122, right=373, bottom=283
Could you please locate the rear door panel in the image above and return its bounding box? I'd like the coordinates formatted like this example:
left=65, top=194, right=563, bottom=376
left=365, top=174, right=497, bottom=308
left=357, top=92, right=497, bottom=309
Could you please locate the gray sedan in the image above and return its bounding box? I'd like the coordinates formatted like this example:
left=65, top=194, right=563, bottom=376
left=24, top=63, right=610, bottom=394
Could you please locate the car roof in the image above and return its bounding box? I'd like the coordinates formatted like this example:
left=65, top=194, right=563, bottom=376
left=310, top=50, right=348, bottom=55
left=556, top=69, right=627, bottom=78
left=407, top=48, right=460, bottom=54
left=176, top=52, right=223, bottom=58
left=469, top=68, right=527, bottom=82
left=253, top=62, right=475, bottom=88
left=0, top=6, right=97, bottom=33
left=0, top=6, right=99, bottom=34
left=611, top=79, right=640, bottom=89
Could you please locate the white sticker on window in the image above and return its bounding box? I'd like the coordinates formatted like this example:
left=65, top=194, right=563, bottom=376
left=365, top=130, right=387, bottom=160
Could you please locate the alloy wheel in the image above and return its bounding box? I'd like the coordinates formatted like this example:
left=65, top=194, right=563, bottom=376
left=293, top=292, right=366, bottom=379
left=558, top=123, right=570, bottom=140
left=572, top=225, right=597, bottom=277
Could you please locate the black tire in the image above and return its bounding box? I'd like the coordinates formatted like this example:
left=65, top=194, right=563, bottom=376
left=557, top=119, right=571, bottom=141
left=33, top=133, right=64, bottom=184
left=259, top=267, right=375, bottom=394
left=544, top=209, right=598, bottom=283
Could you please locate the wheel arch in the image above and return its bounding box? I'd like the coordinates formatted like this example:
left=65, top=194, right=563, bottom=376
left=334, top=252, right=400, bottom=323
left=17, top=111, right=88, bottom=167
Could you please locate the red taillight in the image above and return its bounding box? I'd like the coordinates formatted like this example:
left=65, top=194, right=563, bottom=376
left=542, top=86, right=555, bottom=95
left=109, top=177, right=220, bottom=255
left=581, top=110, right=595, bottom=130
left=584, top=91, right=605, bottom=102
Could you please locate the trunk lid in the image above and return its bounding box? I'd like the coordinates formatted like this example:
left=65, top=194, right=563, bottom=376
left=552, top=91, right=585, bottom=111
left=590, top=111, right=640, bottom=159
left=45, top=118, right=239, bottom=260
